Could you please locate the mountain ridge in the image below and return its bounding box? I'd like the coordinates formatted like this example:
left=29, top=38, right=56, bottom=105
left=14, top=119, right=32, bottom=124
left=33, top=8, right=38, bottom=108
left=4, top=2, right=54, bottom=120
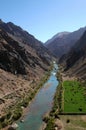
left=45, top=27, right=86, bottom=59
left=59, top=30, right=86, bottom=82
left=45, top=31, right=70, bottom=45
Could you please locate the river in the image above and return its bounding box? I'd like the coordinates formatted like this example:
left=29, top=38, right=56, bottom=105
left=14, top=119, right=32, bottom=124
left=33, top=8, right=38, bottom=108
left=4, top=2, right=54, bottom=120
left=17, top=64, right=59, bottom=130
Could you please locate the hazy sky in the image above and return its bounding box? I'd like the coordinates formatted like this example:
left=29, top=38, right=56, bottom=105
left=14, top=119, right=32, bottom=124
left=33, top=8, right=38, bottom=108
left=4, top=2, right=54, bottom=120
left=1, top=0, right=86, bottom=42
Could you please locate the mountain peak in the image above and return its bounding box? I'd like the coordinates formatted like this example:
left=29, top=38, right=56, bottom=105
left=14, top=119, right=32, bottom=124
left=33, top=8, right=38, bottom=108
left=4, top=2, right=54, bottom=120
left=45, top=31, right=70, bottom=46
left=7, top=21, right=14, bottom=25
left=54, top=31, right=70, bottom=38
left=45, top=27, right=86, bottom=58
left=0, top=19, right=4, bottom=24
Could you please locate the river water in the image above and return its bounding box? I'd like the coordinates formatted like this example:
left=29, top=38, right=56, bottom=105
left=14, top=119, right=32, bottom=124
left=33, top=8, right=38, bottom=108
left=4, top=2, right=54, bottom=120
left=17, top=64, right=59, bottom=130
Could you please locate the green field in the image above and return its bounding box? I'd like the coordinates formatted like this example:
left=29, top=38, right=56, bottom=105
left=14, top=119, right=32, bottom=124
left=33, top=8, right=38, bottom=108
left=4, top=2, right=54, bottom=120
left=62, top=80, right=86, bottom=113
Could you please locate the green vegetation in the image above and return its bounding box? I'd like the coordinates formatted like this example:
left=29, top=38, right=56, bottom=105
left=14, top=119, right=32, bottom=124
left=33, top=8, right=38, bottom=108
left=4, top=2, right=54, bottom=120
left=12, top=107, right=22, bottom=120
left=63, top=80, right=86, bottom=113
left=43, top=72, right=86, bottom=130
left=0, top=64, right=53, bottom=129
left=45, top=118, right=55, bottom=130
left=0, top=106, right=23, bottom=129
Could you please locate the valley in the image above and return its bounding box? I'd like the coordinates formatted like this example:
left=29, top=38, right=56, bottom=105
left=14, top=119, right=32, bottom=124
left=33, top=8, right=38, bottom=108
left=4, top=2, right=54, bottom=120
left=43, top=26, right=86, bottom=130
left=0, top=19, right=86, bottom=130
left=0, top=20, right=53, bottom=129
left=15, top=63, right=58, bottom=130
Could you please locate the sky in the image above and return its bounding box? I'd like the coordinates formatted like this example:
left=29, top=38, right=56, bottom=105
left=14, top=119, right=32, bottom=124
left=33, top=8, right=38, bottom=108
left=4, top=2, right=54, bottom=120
left=0, top=0, right=86, bottom=42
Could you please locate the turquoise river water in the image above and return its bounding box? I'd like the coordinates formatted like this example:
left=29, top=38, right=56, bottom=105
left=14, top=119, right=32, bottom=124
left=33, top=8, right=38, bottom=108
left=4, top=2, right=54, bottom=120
left=17, top=64, right=59, bottom=130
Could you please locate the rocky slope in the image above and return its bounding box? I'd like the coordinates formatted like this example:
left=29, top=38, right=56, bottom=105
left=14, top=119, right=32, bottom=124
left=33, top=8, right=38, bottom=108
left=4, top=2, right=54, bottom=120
left=45, top=27, right=86, bottom=59
left=0, top=19, right=52, bottom=65
left=0, top=20, right=53, bottom=118
left=59, top=31, right=86, bottom=82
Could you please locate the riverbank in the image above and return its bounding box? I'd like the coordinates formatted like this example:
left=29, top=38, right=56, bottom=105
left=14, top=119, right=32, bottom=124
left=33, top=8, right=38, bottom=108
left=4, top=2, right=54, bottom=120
left=43, top=69, right=86, bottom=130
left=13, top=63, right=58, bottom=130
left=0, top=65, right=53, bottom=130
left=43, top=71, right=63, bottom=130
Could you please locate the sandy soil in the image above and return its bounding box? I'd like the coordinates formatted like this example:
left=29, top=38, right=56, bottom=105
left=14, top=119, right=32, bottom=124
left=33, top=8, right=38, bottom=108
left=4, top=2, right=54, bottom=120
left=55, top=119, right=64, bottom=130
left=0, top=68, right=32, bottom=116
left=59, top=115, right=86, bottom=130
left=60, top=72, right=76, bottom=81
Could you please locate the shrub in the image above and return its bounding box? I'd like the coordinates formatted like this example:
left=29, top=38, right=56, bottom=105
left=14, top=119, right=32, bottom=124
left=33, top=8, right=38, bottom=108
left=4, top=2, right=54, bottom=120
left=66, top=119, right=70, bottom=123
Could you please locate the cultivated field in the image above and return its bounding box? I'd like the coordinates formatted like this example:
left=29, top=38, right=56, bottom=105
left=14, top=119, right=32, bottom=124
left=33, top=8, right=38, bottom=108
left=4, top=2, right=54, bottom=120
left=62, top=80, right=86, bottom=113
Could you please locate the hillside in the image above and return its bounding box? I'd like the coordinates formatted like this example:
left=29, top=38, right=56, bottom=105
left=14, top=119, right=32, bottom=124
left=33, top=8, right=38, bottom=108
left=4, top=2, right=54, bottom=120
left=59, top=31, right=86, bottom=82
left=0, top=19, right=52, bottom=66
left=45, top=27, right=86, bottom=59
left=0, top=20, right=53, bottom=119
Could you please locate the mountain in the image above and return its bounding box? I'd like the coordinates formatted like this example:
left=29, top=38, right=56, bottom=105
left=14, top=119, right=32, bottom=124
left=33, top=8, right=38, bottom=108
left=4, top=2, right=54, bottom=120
left=0, top=19, right=52, bottom=65
left=45, top=27, right=86, bottom=59
left=45, top=32, right=70, bottom=45
left=59, top=31, right=86, bottom=82
left=0, top=20, right=53, bottom=119
left=0, top=19, right=53, bottom=75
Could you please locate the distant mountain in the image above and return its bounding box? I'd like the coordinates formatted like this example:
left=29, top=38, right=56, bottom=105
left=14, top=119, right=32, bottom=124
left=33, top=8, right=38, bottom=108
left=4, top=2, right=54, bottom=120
left=59, top=31, right=86, bottom=82
left=45, top=32, right=70, bottom=46
left=45, top=27, right=86, bottom=59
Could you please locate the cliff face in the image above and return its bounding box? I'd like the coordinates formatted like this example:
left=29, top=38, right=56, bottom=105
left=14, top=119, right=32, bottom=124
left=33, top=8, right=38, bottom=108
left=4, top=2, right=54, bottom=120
left=0, top=29, right=26, bottom=74
left=59, top=31, right=86, bottom=82
left=0, top=20, right=53, bottom=117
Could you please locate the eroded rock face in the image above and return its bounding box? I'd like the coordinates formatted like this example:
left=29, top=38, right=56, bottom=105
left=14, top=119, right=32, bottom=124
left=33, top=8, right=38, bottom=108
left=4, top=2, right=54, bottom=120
left=0, top=29, right=26, bottom=74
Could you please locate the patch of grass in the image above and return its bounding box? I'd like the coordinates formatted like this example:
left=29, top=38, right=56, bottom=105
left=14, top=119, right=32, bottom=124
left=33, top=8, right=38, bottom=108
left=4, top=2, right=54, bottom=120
left=45, top=118, right=55, bottom=130
left=63, top=80, right=86, bottom=113
left=44, top=73, right=86, bottom=130
left=12, top=106, right=22, bottom=121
